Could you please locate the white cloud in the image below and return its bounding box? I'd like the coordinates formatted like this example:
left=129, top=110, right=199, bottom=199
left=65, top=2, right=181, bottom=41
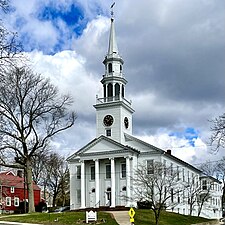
left=27, top=50, right=99, bottom=116
left=136, top=132, right=221, bottom=165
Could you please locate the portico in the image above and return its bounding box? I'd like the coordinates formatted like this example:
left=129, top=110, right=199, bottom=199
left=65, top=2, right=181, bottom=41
left=71, top=144, right=138, bottom=210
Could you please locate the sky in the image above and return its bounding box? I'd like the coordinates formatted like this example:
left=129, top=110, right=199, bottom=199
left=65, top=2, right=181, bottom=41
left=1, top=0, right=225, bottom=165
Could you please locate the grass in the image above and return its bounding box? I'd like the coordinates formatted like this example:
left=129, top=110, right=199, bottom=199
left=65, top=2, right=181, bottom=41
left=135, top=209, right=216, bottom=225
left=0, top=211, right=118, bottom=225
left=0, top=210, right=216, bottom=225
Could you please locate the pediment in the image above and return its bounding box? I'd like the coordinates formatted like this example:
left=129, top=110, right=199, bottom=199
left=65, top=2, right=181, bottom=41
left=67, top=135, right=139, bottom=162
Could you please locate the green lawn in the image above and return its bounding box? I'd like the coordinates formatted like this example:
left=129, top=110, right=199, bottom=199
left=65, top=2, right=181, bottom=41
left=0, top=210, right=216, bottom=225
left=135, top=209, right=216, bottom=225
left=0, top=211, right=118, bottom=225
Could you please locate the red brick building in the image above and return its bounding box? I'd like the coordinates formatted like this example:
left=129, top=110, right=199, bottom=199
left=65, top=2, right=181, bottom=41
left=0, top=171, right=41, bottom=213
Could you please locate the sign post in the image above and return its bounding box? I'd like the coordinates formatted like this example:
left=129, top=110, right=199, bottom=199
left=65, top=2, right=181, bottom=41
left=128, top=207, right=135, bottom=225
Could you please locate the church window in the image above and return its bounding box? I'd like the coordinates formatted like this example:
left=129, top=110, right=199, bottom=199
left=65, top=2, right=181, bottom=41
left=106, top=165, right=111, bottom=179
left=182, top=168, right=185, bottom=182
left=147, top=160, right=154, bottom=174
left=177, top=166, right=180, bottom=180
left=171, top=189, right=174, bottom=203
left=121, top=163, right=126, bottom=178
left=107, top=83, right=113, bottom=100
left=91, top=166, right=95, bottom=180
left=115, top=83, right=120, bottom=100
left=77, top=190, right=81, bottom=203
left=104, top=85, right=106, bottom=98
left=77, top=166, right=81, bottom=179
left=202, top=180, right=207, bottom=190
left=108, top=63, right=112, bottom=73
left=106, top=129, right=111, bottom=137
left=122, top=85, right=124, bottom=97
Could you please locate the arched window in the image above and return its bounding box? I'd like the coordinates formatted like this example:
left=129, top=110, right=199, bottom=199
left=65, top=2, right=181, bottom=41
left=120, top=65, right=122, bottom=72
left=107, top=187, right=111, bottom=192
left=107, top=83, right=113, bottom=101
left=108, top=63, right=112, bottom=73
left=92, top=188, right=95, bottom=193
left=122, top=186, right=126, bottom=191
left=115, top=83, right=120, bottom=100
left=103, top=84, right=106, bottom=98
left=122, top=85, right=125, bottom=97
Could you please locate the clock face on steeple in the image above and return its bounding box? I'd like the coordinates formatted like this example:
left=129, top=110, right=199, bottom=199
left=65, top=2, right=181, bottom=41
left=103, top=115, right=114, bottom=126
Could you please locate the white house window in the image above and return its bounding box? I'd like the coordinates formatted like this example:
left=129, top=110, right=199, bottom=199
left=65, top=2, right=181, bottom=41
left=11, top=186, right=15, bottom=193
left=91, top=166, right=95, bottom=180
left=106, top=165, right=111, bottom=179
left=14, top=197, right=19, bottom=207
left=6, top=197, right=11, bottom=206
left=147, top=160, right=154, bottom=174
left=77, top=166, right=81, bottom=179
left=121, top=163, right=126, bottom=178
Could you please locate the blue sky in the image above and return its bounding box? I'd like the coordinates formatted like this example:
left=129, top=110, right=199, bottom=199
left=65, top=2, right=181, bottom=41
left=1, top=0, right=225, bottom=164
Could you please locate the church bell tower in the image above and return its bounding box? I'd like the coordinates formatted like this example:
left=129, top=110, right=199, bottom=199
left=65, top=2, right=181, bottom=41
left=94, top=13, right=134, bottom=144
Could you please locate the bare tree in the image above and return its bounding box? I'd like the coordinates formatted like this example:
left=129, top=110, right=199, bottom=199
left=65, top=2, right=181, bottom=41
left=183, top=174, right=211, bottom=217
left=0, top=0, right=23, bottom=73
left=44, top=152, right=69, bottom=207
left=210, top=113, right=225, bottom=152
left=132, top=162, right=184, bottom=225
left=0, top=66, right=76, bottom=212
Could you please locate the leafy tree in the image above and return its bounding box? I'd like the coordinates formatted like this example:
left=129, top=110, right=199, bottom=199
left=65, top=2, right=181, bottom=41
left=132, top=162, right=184, bottom=225
left=0, top=66, right=76, bottom=212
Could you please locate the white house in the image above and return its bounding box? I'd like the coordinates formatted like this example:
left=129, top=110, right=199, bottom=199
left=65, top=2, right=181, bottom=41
left=67, top=15, right=222, bottom=219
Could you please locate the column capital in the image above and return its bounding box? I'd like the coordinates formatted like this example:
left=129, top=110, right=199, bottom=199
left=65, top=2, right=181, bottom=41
left=93, top=159, right=99, bottom=162
left=109, top=157, right=115, bottom=161
left=124, top=156, right=133, bottom=160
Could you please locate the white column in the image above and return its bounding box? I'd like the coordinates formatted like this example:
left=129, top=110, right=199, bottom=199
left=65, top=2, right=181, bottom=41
left=80, top=160, right=86, bottom=208
left=111, top=158, right=116, bottom=207
left=126, top=156, right=131, bottom=207
left=95, top=159, right=100, bottom=208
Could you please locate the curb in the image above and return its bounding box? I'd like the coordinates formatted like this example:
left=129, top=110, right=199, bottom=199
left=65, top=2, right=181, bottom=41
left=0, top=221, right=42, bottom=225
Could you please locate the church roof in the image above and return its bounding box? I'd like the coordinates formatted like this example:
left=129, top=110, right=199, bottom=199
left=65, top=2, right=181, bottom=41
left=124, top=133, right=202, bottom=173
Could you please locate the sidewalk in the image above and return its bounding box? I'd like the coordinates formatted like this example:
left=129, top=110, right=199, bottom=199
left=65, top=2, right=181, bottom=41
left=110, top=211, right=130, bottom=225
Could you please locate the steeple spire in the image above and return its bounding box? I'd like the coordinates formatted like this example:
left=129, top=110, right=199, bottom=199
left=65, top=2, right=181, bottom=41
left=108, top=18, right=118, bottom=55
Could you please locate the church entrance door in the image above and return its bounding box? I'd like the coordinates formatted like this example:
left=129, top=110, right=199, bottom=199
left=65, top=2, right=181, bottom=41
left=105, top=187, right=111, bottom=206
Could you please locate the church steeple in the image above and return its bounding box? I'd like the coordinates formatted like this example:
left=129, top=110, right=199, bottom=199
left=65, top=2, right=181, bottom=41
left=94, top=10, right=134, bottom=144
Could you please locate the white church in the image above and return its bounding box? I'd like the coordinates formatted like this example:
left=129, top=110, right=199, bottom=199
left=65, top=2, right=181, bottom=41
left=67, top=15, right=222, bottom=219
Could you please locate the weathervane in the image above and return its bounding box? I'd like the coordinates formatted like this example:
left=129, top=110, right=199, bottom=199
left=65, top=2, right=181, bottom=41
left=110, top=2, right=115, bottom=18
